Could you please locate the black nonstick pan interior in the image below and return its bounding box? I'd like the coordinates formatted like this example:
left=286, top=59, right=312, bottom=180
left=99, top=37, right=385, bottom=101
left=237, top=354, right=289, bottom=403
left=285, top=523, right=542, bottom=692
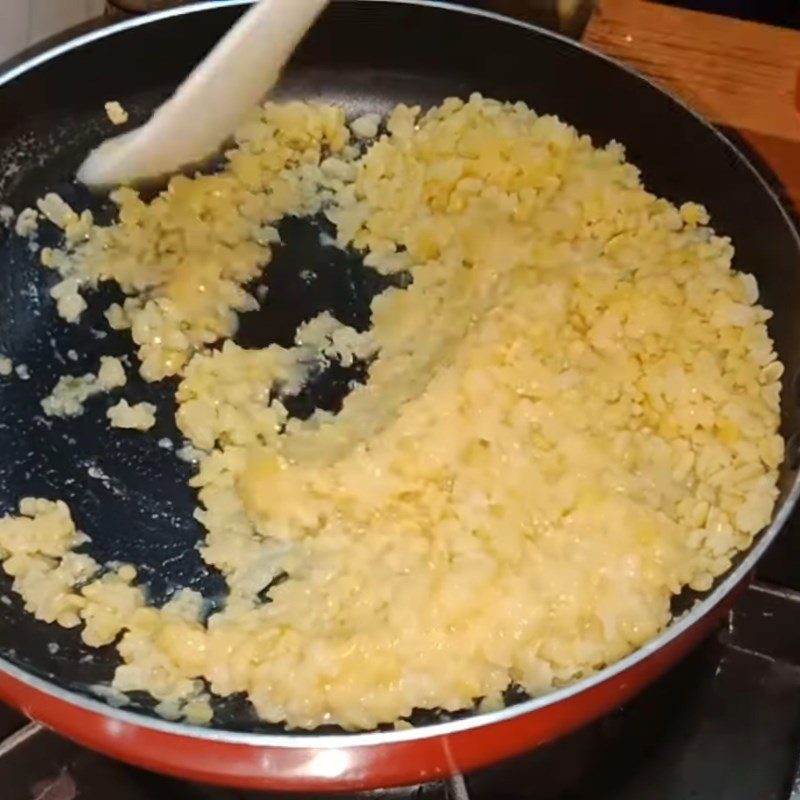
left=0, top=0, right=799, bottom=735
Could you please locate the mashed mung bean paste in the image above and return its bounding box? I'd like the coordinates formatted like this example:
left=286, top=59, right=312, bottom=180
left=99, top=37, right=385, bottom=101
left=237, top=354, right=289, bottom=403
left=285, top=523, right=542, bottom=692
left=0, top=95, right=783, bottom=730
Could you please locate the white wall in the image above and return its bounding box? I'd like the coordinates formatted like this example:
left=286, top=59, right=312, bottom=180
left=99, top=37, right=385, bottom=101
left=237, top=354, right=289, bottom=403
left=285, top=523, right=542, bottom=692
left=0, top=0, right=105, bottom=64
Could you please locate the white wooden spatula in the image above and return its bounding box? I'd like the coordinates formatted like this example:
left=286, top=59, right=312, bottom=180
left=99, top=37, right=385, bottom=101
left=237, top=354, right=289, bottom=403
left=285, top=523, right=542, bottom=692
left=77, top=0, right=329, bottom=188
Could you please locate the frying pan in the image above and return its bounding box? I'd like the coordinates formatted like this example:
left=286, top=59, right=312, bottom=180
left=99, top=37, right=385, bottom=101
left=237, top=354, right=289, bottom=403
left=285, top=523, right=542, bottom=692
left=0, top=0, right=799, bottom=792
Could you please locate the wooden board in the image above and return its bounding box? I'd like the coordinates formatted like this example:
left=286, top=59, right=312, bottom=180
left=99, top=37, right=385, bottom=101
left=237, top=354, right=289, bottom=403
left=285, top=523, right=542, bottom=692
left=583, top=0, right=800, bottom=212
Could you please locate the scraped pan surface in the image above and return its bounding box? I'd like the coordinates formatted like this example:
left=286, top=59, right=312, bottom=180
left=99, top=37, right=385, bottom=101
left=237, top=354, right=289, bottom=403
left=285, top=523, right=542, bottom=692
left=0, top=0, right=799, bottom=740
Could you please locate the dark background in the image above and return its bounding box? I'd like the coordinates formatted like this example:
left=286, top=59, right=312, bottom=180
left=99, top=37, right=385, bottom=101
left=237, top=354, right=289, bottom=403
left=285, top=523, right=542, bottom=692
left=654, top=0, right=800, bottom=28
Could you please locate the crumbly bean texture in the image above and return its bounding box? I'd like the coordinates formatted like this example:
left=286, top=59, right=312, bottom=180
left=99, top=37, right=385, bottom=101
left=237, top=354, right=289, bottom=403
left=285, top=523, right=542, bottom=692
left=0, top=95, right=783, bottom=730
left=105, top=101, right=129, bottom=126
left=107, top=399, right=156, bottom=431
left=41, top=356, right=126, bottom=418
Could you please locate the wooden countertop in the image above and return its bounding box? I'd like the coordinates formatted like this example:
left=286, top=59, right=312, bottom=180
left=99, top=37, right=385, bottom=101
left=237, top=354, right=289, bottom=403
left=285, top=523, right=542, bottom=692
left=582, top=0, right=800, bottom=213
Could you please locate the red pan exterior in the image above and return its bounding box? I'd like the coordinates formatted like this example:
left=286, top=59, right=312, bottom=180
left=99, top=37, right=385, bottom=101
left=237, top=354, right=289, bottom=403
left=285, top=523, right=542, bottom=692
left=0, top=584, right=740, bottom=792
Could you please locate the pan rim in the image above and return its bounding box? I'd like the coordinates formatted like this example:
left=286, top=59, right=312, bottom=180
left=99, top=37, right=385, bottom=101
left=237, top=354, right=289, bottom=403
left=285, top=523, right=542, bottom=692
left=0, top=0, right=799, bottom=749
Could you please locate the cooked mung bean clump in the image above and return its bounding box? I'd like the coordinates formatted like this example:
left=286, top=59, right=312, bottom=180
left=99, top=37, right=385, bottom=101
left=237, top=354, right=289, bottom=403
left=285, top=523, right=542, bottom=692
left=0, top=94, right=783, bottom=730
